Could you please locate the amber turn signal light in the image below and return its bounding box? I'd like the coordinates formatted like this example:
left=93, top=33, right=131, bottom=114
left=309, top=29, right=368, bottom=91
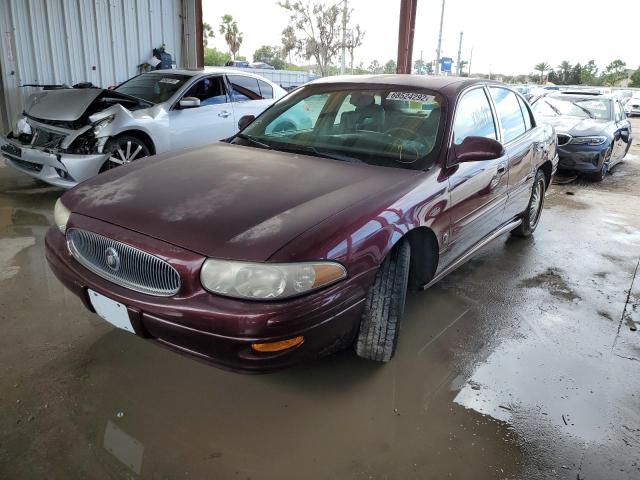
left=251, top=336, right=304, bottom=353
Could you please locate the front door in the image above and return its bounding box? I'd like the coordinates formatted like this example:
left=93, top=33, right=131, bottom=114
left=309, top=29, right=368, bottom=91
left=489, top=87, right=538, bottom=220
left=169, top=75, right=235, bottom=150
left=445, top=86, right=509, bottom=262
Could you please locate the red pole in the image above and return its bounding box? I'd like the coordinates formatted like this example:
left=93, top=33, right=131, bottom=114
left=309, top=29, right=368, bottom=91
left=396, top=0, right=418, bottom=74
left=195, top=0, right=204, bottom=68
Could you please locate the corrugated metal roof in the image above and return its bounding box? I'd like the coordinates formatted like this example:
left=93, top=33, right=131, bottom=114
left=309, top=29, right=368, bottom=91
left=0, top=0, right=186, bottom=132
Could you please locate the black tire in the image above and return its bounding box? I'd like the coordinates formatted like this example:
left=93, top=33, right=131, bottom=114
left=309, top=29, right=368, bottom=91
left=512, top=169, right=546, bottom=237
left=355, top=240, right=411, bottom=362
left=100, top=135, right=151, bottom=173
left=588, top=147, right=611, bottom=182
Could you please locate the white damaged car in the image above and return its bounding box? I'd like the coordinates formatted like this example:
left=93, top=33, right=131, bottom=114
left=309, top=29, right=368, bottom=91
left=0, top=68, right=287, bottom=188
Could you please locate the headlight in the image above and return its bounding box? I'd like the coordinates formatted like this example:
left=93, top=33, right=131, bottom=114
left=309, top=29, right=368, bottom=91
left=92, top=115, right=115, bottom=136
left=53, top=198, right=71, bottom=233
left=200, top=259, right=347, bottom=300
left=569, top=135, right=607, bottom=146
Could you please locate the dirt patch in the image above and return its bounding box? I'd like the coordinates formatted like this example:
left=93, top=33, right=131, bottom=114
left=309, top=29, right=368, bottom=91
left=598, top=310, right=613, bottom=321
left=520, top=268, right=581, bottom=301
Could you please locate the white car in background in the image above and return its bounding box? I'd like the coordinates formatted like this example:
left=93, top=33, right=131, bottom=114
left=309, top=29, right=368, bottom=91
left=624, top=94, right=640, bottom=117
left=0, top=68, right=286, bottom=188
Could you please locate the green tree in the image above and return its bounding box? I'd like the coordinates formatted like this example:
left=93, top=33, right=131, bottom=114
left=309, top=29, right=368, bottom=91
left=580, top=60, right=599, bottom=85
left=279, top=1, right=361, bottom=76
left=557, top=60, right=572, bottom=84
left=534, top=62, right=550, bottom=84
left=602, top=59, right=627, bottom=86
left=630, top=67, right=640, bottom=88
left=219, top=14, right=243, bottom=60
left=203, top=47, right=231, bottom=66
left=368, top=60, right=383, bottom=74
left=383, top=59, right=396, bottom=74
left=568, top=63, right=582, bottom=85
left=202, top=22, right=215, bottom=48
left=345, top=25, right=365, bottom=74
left=253, top=45, right=285, bottom=69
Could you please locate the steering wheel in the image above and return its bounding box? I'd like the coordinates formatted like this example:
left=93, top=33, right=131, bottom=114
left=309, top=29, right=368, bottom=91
left=384, top=127, right=416, bottom=140
left=383, top=127, right=432, bottom=164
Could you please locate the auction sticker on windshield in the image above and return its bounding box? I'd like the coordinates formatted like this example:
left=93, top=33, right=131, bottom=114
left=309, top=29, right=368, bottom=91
left=386, top=92, right=435, bottom=102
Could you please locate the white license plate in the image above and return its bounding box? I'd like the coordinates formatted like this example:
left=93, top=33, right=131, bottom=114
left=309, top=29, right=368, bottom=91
left=88, top=289, right=135, bottom=334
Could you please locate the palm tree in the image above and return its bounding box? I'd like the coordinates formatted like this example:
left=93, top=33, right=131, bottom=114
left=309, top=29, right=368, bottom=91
left=219, top=15, right=243, bottom=60
left=202, top=22, right=214, bottom=48
left=535, top=62, right=550, bottom=84
left=557, top=60, right=572, bottom=84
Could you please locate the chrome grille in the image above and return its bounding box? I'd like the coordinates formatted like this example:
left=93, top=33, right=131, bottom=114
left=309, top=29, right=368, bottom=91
left=66, top=229, right=181, bottom=296
left=557, top=133, right=572, bottom=147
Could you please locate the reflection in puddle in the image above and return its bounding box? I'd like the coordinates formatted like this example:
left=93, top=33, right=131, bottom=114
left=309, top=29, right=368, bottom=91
left=103, top=420, right=144, bottom=475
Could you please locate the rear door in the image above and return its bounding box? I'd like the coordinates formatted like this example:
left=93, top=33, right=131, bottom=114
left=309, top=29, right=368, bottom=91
left=226, top=74, right=275, bottom=126
left=169, top=75, right=235, bottom=149
left=613, top=100, right=631, bottom=162
left=446, top=86, right=509, bottom=261
left=488, top=87, right=538, bottom=221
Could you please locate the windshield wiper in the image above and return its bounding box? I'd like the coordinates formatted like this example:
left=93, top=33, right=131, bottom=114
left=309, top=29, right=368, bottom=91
left=235, top=133, right=272, bottom=150
left=274, top=143, right=362, bottom=163
left=571, top=102, right=595, bottom=119
left=543, top=100, right=562, bottom=116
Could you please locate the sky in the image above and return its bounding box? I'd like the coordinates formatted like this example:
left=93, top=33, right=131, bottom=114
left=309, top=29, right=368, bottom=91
left=203, top=0, right=640, bottom=76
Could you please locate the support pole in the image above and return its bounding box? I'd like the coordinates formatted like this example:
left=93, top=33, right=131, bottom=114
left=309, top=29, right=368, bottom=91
left=435, top=0, right=445, bottom=75
left=195, top=0, right=203, bottom=68
left=396, top=0, right=418, bottom=74
left=340, top=0, right=348, bottom=75
left=456, top=31, right=463, bottom=76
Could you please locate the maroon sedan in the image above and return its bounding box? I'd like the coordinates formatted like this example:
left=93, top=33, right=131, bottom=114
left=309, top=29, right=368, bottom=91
left=46, top=76, right=558, bottom=372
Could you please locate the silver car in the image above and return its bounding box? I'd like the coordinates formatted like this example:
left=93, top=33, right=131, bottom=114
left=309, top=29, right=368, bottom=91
left=1, top=68, right=286, bottom=188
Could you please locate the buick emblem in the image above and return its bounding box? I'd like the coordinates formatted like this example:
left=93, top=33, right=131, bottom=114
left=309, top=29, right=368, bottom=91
left=105, top=247, right=121, bottom=271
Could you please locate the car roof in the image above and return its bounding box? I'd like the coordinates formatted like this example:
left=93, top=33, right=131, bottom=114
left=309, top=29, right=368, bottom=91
left=154, top=67, right=271, bottom=79
left=308, top=74, right=503, bottom=97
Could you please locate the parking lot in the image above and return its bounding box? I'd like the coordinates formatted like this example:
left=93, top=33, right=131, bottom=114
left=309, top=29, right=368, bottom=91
left=0, top=115, right=637, bottom=478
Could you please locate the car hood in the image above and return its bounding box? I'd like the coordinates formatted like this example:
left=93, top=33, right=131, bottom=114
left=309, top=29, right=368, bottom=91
left=539, top=115, right=609, bottom=136
left=63, top=143, right=417, bottom=261
left=24, top=88, right=104, bottom=121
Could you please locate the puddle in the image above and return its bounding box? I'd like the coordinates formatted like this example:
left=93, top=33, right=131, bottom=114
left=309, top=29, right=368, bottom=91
left=0, top=236, right=36, bottom=281
left=520, top=268, right=580, bottom=301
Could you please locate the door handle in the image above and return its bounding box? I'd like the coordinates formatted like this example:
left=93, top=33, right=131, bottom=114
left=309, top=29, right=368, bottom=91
left=218, top=110, right=231, bottom=118
left=497, top=163, right=507, bottom=175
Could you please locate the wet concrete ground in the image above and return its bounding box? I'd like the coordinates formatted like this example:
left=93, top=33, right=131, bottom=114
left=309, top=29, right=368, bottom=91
left=1, top=121, right=639, bottom=480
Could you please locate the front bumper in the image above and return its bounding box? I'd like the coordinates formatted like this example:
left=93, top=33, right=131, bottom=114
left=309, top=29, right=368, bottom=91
left=1, top=135, right=107, bottom=188
left=556, top=142, right=609, bottom=174
left=44, top=217, right=372, bottom=372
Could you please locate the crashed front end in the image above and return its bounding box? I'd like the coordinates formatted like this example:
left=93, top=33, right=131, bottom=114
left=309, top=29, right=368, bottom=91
left=0, top=112, right=114, bottom=188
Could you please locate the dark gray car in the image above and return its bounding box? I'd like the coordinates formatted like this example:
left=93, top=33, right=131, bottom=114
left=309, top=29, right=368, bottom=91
left=532, top=92, right=632, bottom=181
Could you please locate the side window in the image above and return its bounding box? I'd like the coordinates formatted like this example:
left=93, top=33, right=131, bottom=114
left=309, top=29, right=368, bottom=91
left=517, top=96, right=533, bottom=130
left=183, top=76, right=228, bottom=106
left=490, top=87, right=527, bottom=143
left=452, top=88, right=497, bottom=145
left=614, top=101, right=624, bottom=121
left=228, top=75, right=262, bottom=102
left=258, top=80, right=273, bottom=99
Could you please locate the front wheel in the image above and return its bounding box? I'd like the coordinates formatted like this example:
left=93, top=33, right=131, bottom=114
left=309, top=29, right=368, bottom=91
left=512, top=169, right=546, bottom=237
left=355, top=240, right=411, bottom=362
left=100, top=135, right=151, bottom=173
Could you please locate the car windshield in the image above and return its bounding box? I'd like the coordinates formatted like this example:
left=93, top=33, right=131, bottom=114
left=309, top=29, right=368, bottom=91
left=232, top=86, right=445, bottom=170
left=533, top=96, right=611, bottom=120
left=114, top=72, right=191, bottom=104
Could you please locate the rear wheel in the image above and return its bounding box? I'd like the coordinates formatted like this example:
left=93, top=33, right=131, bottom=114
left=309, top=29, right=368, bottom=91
left=512, top=169, right=546, bottom=237
left=355, top=240, right=411, bottom=362
left=100, top=135, right=151, bottom=173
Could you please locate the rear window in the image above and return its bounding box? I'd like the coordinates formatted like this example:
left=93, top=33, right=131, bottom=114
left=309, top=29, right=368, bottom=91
left=228, top=75, right=262, bottom=101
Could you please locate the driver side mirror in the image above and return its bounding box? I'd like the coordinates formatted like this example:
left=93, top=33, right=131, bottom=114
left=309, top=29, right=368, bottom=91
left=179, top=97, right=201, bottom=108
left=453, top=136, right=505, bottom=163
left=238, top=114, right=255, bottom=130
left=620, top=128, right=630, bottom=143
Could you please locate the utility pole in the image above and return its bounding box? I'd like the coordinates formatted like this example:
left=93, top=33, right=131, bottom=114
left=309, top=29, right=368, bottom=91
left=435, top=0, right=445, bottom=75
left=395, top=0, right=418, bottom=74
left=468, top=47, right=473, bottom=76
left=456, top=31, right=463, bottom=76
left=340, top=0, right=348, bottom=75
